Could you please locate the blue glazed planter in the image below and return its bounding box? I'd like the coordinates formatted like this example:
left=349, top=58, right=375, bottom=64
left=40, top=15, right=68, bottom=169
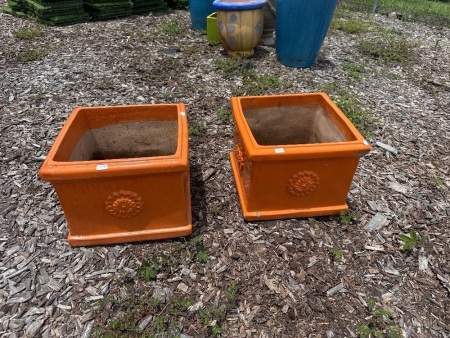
left=189, top=0, right=215, bottom=30
left=276, top=0, right=338, bottom=68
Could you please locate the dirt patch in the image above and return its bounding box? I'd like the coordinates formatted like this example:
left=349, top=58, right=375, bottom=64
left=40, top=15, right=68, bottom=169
left=244, top=104, right=346, bottom=145
left=69, top=120, right=178, bottom=161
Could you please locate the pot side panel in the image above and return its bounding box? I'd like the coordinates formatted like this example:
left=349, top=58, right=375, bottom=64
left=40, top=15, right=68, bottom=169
left=246, top=157, right=359, bottom=212
left=52, top=167, right=191, bottom=245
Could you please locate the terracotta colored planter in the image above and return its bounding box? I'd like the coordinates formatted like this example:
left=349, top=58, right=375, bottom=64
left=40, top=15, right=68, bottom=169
left=39, top=104, right=192, bottom=246
left=230, top=93, right=371, bottom=221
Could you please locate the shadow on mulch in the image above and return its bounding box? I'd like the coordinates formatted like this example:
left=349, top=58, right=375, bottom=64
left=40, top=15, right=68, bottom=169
left=189, top=163, right=209, bottom=237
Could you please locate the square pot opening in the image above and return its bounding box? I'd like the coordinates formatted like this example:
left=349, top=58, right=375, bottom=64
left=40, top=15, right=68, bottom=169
left=53, top=107, right=179, bottom=162
left=243, top=104, right=349, bottom=146
left=68, top=120, right=178, bottom=161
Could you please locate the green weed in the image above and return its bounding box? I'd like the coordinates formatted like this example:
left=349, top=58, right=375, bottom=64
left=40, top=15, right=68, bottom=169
left=169, top=298, right=194, bottom=316
left=239, top=70, right=281, bottom=96
left=244, top=71, right=280, bottom=93
left=344, top=62, right=366, bottom=79
left=214, top=57, right=253, bottom=78
left=398, top=229, right=426, bottom=250
left=357, top=324, right=372, bottom=338
left=138, top=33, right=154, bottom=43
left=215, top=58, right=284, bottom=95
left=150, top=297, right=164, bottom=310
left=155, top=20, right=187, bottom=39
left=334, top=96, right=371, bottom=133
left=435, top=177, right=445, bottom=186
left=357, top=298, right=403, bottom=338
left=153, top=316, right=168, bottom=332
left=358, top=34, right=416, bottom=65
left=225, top=280, right=239, bottom=300
left=339, top=210, right=353, bottom=225
left=147, top=56, right=182, bottom=81
left=330, top=18, right=374, bottom=34
left=136, top=255, right=164, bottom=281
left=388, top=326, right=403, bottom=338
left=198, top=308, right=225, bottom=336
left=435, top=177, right=447, bottom=193
left=197, top=246, right=208, bottom=263
left=188, top=235, right=209, bottom=263
left=190, top=234, right=203, bottom=245
left=93, top=293, right=193, bottom=337
left=188, top=120, right=205, bottom=140
left=161, top=88, right=172, bottom=98
left=217, top=107, right=233, bottom=122
left=96, top=79, right=115, bottom=90
left=197, top=280, right=239, bottom=336
left=332, top=92, right=374, bottom=138
left=433, top=39, right=441, bottom=50
left=329, top=247, right=344, bottom=260
left=30, top=90, right=45, bottom=103
left=93, top=239, right=238, bottom=337
left=368, top=298, right=394, bottom=322
left=348, top=0, right=450, bottom=20
left=93, top=295, right=151, bottom=337
left=17, top=49, right=48, bottom=62
left=108, top=318, right=140, bottom=333
left=183, top=44, right=201, bottom=54
left=210, top=202, right=223, bottom=215
left=13, top=27, right=43, bottom=40
left=386, top=72, right=401, bottom=80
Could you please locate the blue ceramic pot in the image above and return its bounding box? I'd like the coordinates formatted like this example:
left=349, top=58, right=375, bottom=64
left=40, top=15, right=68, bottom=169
left=276, top=0, right=338, bottom=68
left=189, top=0, right=216, bottom=30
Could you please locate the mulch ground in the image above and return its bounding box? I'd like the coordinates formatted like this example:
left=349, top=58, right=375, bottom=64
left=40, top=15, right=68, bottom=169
left=0, top=4, right=449, bottom=338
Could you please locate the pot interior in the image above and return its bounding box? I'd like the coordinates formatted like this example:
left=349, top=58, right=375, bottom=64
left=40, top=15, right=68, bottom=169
left=243, top=104, right=346, bottom=146
left=69, top=120, right=178, bottom=161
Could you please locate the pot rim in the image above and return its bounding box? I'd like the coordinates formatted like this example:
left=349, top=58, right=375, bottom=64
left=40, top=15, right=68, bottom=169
left=231, top=92, right=372, bottom=160
left=213, top=0, right=267, bottom=11
left=39, top=103, right=189, bottom=181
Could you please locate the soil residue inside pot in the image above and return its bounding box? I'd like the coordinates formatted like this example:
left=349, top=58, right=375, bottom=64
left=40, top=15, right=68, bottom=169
left=69, top=120, right=178, bottom=161
left=243, top=104, right=346, bottom=146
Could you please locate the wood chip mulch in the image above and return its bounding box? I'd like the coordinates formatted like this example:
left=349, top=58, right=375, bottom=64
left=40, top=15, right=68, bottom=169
left=0, top=4, right=449, bottom=338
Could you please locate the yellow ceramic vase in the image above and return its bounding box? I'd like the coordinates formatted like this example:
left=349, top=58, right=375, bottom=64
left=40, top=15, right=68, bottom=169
left=214, top=0, right=266, bottom=57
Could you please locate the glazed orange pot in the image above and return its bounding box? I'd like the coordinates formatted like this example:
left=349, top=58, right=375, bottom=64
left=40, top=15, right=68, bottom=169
left=39, top=104, right=192, bottom=246
left=230, top=93, right=371, bottom=221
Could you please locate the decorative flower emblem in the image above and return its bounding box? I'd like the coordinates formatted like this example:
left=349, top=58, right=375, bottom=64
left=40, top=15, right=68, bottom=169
left=105, top=190, right=144, bottom=218
left=287, top=171, right=319, bottom=196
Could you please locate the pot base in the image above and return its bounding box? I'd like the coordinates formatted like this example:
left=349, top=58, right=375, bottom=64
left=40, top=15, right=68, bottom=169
left=230, top=152, right=348, bottom=221
left=68, top=223, right=192, bottom=246
left=227, top=49, right=255, bottom=57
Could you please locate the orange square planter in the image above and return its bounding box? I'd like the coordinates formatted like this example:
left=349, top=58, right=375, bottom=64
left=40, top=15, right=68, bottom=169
left=230, top=93, right=371, bottom=221
left=39, top=104, right=192, bottom=246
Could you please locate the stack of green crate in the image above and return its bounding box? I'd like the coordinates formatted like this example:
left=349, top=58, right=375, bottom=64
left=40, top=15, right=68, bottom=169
left=165, top=0, right=187, bottom=9
left=23, top=0, right=89, bottom=25
left=84, top=0, right=133, bottom=20
left=132, top=0, right=166, bottom=15
left=3, top=0, right=29, bottom=18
